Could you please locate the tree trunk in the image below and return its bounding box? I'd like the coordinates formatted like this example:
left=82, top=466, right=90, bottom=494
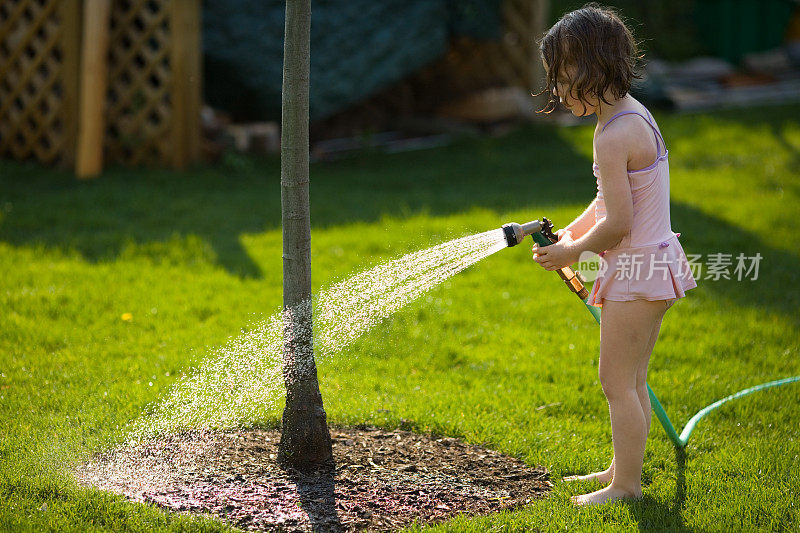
left=277, top=0, right=333, bottom=470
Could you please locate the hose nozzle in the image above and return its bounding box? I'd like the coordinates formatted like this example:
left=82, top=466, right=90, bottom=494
left=502, top=220, right=543, bottom=247
left=502, top=217, right=590, bottom=300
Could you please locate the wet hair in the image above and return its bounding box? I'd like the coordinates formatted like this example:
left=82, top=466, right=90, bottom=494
left=538, top=4, right=641, bottom=113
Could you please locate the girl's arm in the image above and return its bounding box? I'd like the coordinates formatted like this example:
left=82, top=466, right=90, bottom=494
left=533, top=129, right=633, bottom=270
left=561, top=198, right=598, bottom=241
left=570, top=131, right=633, bottom=255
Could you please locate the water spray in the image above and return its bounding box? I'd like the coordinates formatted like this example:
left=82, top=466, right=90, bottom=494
left=504, top=216, right=800, bottom=448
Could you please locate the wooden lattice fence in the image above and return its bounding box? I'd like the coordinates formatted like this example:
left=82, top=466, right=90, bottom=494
left=0, top=1, right=80, bottom=166
left=0, top=0, right=200, bottom=175
left=442, top=0, right=550, bottom=96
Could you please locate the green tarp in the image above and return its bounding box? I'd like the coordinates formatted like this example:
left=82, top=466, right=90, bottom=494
left=203, top=0, right=502, bottom=121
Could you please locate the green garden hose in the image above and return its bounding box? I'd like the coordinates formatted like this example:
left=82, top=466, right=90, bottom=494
left=667, top=376, right=800, bottom=447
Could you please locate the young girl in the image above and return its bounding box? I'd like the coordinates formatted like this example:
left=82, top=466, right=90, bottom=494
left=531, top=5, right=697, bottom=505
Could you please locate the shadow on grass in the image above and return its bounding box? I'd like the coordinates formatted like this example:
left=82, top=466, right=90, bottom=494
left=668, top=202, right=800, bottom=320
left=0, top=125, right=592, bottom=279
left=675, top=447, right=687, bottom=514
left=625, top=447, right=694, bottom=533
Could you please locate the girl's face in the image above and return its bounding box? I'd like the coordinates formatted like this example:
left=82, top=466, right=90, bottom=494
left=555, top=80, right=597, bottom=117
left=554, top=67, right=598, bottom=117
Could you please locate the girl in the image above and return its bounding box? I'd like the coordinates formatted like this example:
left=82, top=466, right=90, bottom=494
left=531, top=5, right=697, bottom=506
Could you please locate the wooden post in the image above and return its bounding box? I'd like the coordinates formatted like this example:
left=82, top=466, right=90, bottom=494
left=59, top=0, right=82, bottom=169
left=530, top=0, right=550, bottom=107
left=76, top=0, right=111, bottom=179
left=170, top=0, right=202, bottom=169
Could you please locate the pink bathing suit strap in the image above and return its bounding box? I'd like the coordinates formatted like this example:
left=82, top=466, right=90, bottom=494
left=601, top=110, right=666, bottom=157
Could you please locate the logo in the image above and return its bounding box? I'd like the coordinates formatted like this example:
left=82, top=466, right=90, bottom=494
left=575, top=251, right=608, bottom=282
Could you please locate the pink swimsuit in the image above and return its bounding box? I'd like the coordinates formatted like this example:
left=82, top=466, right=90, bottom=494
left=587, top=108, right=697, bottom=307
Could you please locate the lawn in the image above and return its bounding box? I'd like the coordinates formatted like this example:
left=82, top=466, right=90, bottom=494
left=1, top=104, right=799, bottom=532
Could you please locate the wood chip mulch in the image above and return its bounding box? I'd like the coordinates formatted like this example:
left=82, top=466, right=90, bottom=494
left=75, top=427, right=551, bottom=532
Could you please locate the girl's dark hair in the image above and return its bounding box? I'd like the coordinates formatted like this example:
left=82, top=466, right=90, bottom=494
left=538, top=4, right=641, bottom=113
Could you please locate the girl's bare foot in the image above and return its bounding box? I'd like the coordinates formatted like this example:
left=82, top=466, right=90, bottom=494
left=570, top=484, right=642, bottom=506
left=562, top=467, right=614, bottom=484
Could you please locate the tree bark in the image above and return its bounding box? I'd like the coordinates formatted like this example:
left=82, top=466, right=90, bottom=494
left=277, top=0, right=333, bottom=470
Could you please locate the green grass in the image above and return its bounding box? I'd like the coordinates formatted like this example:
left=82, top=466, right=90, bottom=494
left=2, top=104, right=799, bottom=532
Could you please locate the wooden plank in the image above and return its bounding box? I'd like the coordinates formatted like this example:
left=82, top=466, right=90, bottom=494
left=76, top=0, right=112, bottom=178
left=502, top=0, right=543, bottom=90
left=184, top=0, right=202, bottom=164
left=501, top=38, right=531, bottom=85
left=170, top=0, right=201, bottom=168
left=59, top=0, right=82, bottom=168
left=530, top=0, right=550, bottom=104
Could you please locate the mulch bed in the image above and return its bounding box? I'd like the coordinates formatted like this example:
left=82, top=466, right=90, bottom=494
left=75, top=427, right=551, bottom=532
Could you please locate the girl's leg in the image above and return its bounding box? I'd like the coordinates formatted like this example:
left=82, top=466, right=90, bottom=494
left=636, top=305, right=668, bottom=439
left=636, top=298, right=674, bottom=439
left=572, top=298, right=668, bottom=505
left=564, top=300, right=668, bottom=484
left=562, top=457, right=614, bottom=483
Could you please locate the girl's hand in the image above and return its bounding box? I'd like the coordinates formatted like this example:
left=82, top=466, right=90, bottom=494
left=532, top=230, right=579, bottom=270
